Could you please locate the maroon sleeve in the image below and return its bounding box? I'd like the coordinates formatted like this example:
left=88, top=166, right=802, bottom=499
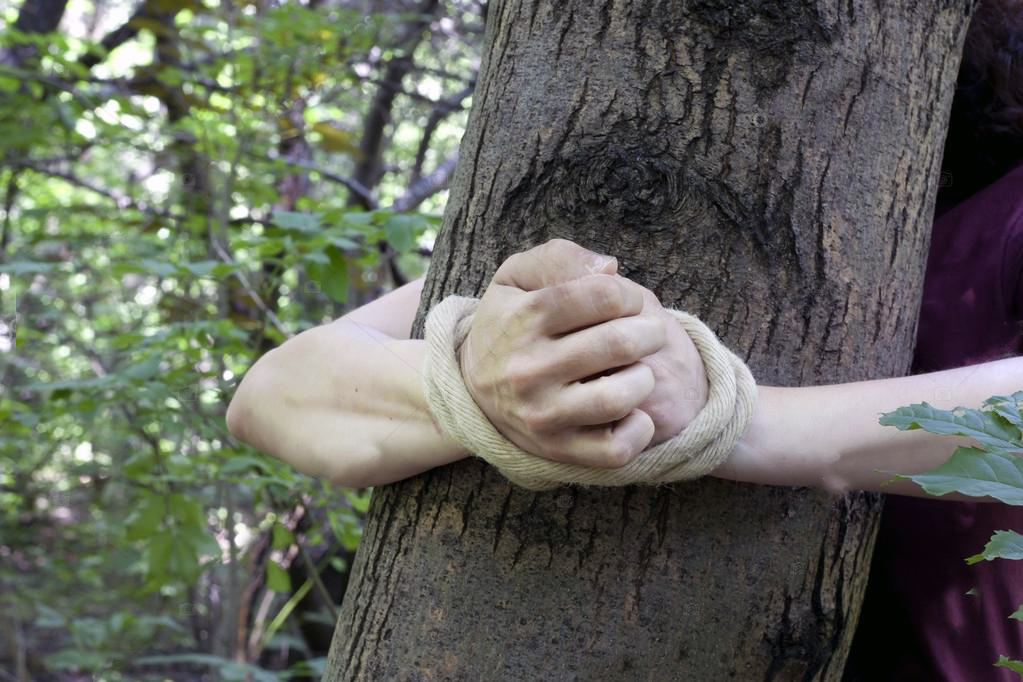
left=1006, top=206, right=1023, bottom=321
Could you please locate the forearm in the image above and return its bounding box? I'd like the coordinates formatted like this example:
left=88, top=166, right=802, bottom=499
left=716, top=356, right=1023, bottom=497
left=226, top=318, right=468, bottom=488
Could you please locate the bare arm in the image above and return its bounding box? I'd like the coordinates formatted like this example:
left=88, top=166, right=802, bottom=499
left=717, top=357, right=1023, bottom=498
left=226, top=276, right=468, bottom=488
left=227, top=237, right=1020, bottom=497
left=226, top=240, right=681, bottom=487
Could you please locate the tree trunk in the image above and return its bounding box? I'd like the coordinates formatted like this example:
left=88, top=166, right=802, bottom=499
left=325, top=1, right=973, bottom=679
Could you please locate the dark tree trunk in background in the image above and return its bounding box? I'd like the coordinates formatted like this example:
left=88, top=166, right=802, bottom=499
left=1, top=0, right=68, bottom=68
left=326, top=1, right=973, bottom=679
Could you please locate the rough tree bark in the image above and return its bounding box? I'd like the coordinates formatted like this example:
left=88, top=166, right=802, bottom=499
left=325, top=1, right=974, bottom=679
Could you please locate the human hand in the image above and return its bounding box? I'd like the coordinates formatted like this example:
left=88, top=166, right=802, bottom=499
left=633, top=287, right=709, bottom=445
left=459, top=239, right=706, bottom=468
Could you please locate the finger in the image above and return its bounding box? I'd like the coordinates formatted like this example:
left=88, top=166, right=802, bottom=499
left=542, top=409, right=655, bottom=469
left=542, top=362, right=655, bottom=428
left=493, top=238, right=617, bottom=291
left=527, top=274, right=646, bottom=335
left=539, top=314, right=666, bottom=382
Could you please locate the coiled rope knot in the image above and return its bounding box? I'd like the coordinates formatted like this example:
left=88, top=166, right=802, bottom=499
left=422, top=295, right=757, bottom=491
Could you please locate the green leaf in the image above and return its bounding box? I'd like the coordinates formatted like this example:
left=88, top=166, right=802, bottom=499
left=126, top=494, right=165, bottom=541
left=382, top=213, right=423, bottom=253
left=897, top=447, right=1023, bottom=504
left=1008, top=604, right=1023, bottom=621
left=305, top=245, right=347, bottom=303
left=138, top=259, right=179, bottom=277
left=996, top=656, right=1023, bottom=677
left=167, top=494, right=205, bottom=529
left=27, top=375, right=112, bottom=393
left=0, top=261, right=57, bottom=274
left=147, top=533, right=175, bottom=574
left=880, top=402, right=1021, bottom=451
left=967, top=530, right=1023, bottom=565
left=45, top=648, right=110, bottom=672
left=122, top=356, right=162, bottom=381
left=345, top=489, right=371, bottom=514
left=180, top=260, right=223, bottom=277
left=219, top=455, right=271, bottom=476
left=985, top=392, right=1023, bottom=429
left=271, top=210, right=321, bottom=234
left=341, top=211, right=373, bottom=228
left=266, top=561, right=291, bottom=593
left=136, top=654, right=280, bottom=682
left=301, top=251, right=330, bottom=265
left=327, top=234, right=361, bottom=250
left=271, top=523, right=293, bottom=551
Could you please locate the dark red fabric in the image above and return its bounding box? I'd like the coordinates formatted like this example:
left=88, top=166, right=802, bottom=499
left=844, top=161, right=1023, bottom=681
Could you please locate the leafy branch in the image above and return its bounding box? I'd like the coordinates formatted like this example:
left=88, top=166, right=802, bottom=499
left=884, top=391, right=1023, bottom=674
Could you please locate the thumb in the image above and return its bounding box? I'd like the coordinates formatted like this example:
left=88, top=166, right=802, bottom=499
left=493, top=238, right=618, bottom=291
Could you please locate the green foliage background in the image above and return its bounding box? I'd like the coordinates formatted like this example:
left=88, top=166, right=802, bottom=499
left=0, top=0, right=480, bottom=678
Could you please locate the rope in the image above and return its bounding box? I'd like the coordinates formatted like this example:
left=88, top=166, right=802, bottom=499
left=422, top=295, right=757, bottom=491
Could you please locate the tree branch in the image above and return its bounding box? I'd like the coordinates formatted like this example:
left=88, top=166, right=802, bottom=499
left=0, top=170, right=20, bottom=264
left=392, top=152, right=458, bottom=213
left=209, top=240, right=289, bottom=339
left=79, top=0, right=160, bottom=71
left=266, top=157, right=378, bottom=209
left=12, top=161, right=182, bottom=223
left=410, top=84, right=474, bottom=183
left=349, top=0, right=442, bottom=204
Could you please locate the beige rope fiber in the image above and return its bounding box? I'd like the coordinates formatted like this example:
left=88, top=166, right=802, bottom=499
left=422, top=295, right=757, bottom=491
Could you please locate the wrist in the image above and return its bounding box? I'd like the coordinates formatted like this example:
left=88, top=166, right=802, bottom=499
left=729, top=385, right=846, bottom=491
left=712, top=385, right=821, bottom=488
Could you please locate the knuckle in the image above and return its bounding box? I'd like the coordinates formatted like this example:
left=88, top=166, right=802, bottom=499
left=503, top=296, right=535, bottom=328
left=589, top=278, right=625, bottom=318
left=520, top=403, right=555, bottom=433
left=534, top=240, right=562, bottom=267
left=637, top=362, right=656, bottom=391
left=595, top=384, right=629, bottom=421
left=650, top=313, right=668, bottom=340
left=639, top=315, right=667, bottom=352
left=495, top=252, right=522, bottom=279
left=601, top=438, right=635, bottom=468
left=545, top=238, right=572, bottom=252
left=546, top=281, right=573, bottom=309
left=522, top=289, right=549, bottom=319
left=544, top=238, right=579, bottom=260
left=605, top=326, right=638, bottom=360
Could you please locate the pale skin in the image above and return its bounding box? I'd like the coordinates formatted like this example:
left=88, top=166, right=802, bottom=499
left=226, top=239, right=1023, bottom=499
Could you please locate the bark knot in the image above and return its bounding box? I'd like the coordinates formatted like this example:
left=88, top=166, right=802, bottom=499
left=540, top=141, right=690, bottom=233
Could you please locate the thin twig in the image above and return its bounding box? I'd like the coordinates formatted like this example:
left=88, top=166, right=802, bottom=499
left=410, top=84, right=473, bottom=182
left=209, top=240, right=289, bottom=339
left=262, top=156, right=377, bottom=209
left=393, top=152, right=459, bottom=212
left=11, top=162, right=183, bottom=224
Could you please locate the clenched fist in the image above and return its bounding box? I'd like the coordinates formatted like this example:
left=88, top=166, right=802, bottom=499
left=459, top=239, right=707, bottom=469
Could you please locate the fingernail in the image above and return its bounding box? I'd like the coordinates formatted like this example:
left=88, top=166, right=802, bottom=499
left=586, top=254, right=616, bottom=273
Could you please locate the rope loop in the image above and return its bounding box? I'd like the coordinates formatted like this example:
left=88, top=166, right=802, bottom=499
left=422, top=295, right=756, bottom=491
